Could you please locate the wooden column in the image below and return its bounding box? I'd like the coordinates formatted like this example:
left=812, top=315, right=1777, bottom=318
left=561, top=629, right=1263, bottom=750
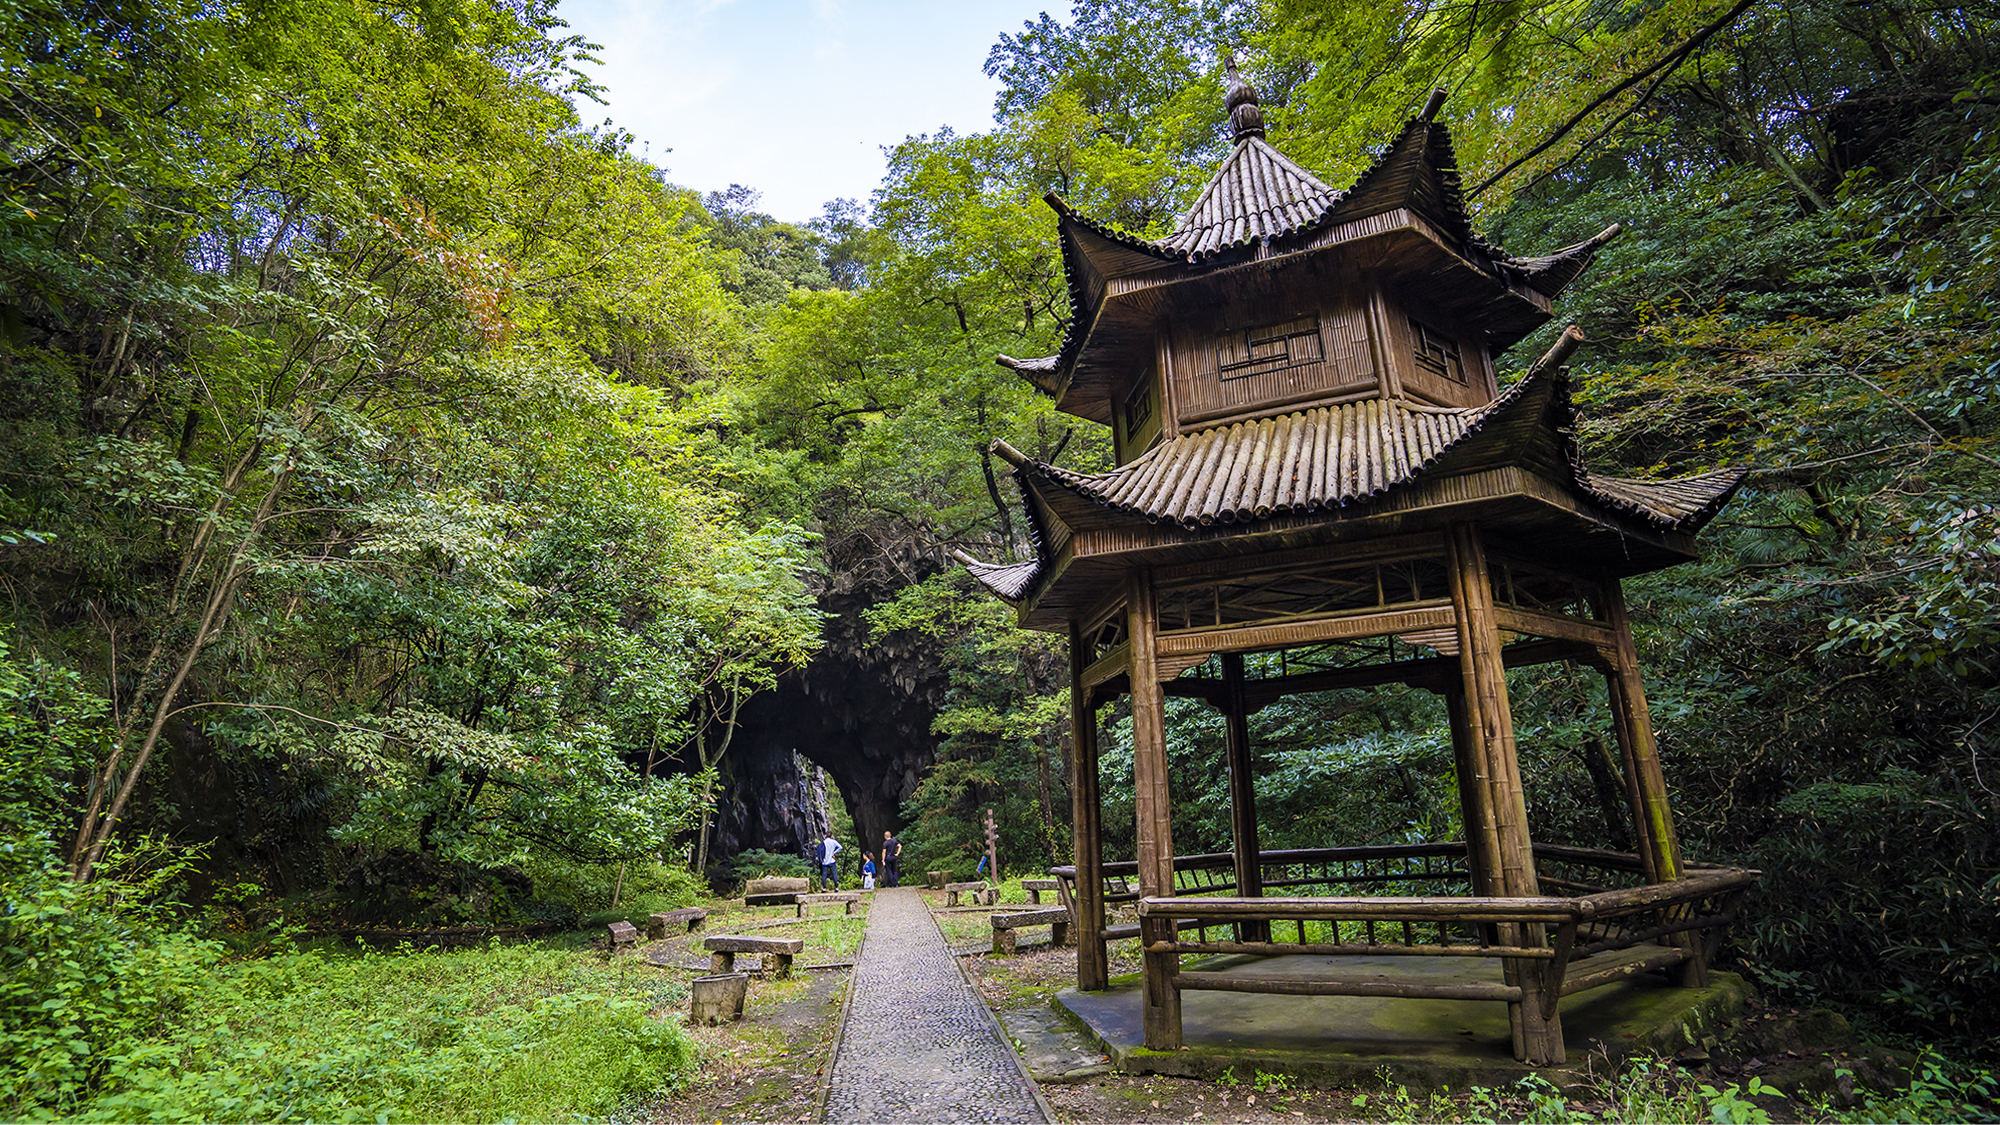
left=1600, top=579, right=1684, bottom=885
left=1447, top=524, right=1563, bottom=1065
left=1442, top=682, right=1502, bottom=901
left=1127, top=570, right=1181, bottom=1050
left=1599, top=578, right=1704, bottom=984
left=1219, top=653, right=1268, bottom=943
left=1069, top=620, right=1109, bottom=992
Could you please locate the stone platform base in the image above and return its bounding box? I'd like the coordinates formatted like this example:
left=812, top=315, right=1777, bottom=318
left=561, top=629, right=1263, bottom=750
left=1055, top=953, right=1752, bottom=1091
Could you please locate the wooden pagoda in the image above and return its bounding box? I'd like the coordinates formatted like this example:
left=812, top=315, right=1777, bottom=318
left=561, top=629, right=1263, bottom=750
left=957, top=68, right=1758, bottom=1066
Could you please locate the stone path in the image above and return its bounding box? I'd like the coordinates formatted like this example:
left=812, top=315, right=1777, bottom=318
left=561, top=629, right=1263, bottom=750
left=824, top=887, right=1049, bottom=1123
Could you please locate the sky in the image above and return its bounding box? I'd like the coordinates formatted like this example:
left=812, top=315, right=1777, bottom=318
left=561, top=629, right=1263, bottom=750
left=556, top=0, right=1060, bottom=223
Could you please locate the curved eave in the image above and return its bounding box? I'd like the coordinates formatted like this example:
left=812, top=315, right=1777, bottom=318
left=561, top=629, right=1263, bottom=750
left=959, top=557, right=1042, bottom=604
left=1581, top=468, right=1748, bottom=534
left=1503, top=225, right=1624, bottom=299
left=996, top=353, right=1062, bottom=398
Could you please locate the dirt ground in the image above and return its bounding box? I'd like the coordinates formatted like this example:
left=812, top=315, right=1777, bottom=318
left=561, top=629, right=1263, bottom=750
left=637, top=965, right=850, bottom=1125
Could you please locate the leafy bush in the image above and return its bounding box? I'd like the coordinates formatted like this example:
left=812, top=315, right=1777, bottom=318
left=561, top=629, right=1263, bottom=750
left=727, top=848, right=811, bottom=887
left=1, top=841, right=222, bottom=1118
left=1, top=646, right=222, bottom=1117
left=518, top=855, right=708, bottom=916
left=1742, top=767, right=2000, bottom=1047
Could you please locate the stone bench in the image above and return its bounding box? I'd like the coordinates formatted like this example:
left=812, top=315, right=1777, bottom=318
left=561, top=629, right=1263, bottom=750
left=607, top=920, right=639, bottom=949
left=945, top=881, right=995, bottom=907
left=647, top=908, right=708, bottom=938
left=744, top=876, right=810, bottom=907
left=705, top=934, right=805, bottom=979
left=796, top=892, right=860, bottom=918
left=991, top=906, right=1071, bottom=953
left=1022, top=878, right=1059, bottom=904
left=926, top=870, right=948, bottom=889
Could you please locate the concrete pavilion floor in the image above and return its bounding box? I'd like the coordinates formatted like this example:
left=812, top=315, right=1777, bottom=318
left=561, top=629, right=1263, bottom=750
left=1055, top=947, right=1754, bottom=1090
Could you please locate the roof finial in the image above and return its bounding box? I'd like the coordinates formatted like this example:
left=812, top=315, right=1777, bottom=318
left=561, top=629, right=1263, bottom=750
left=1419, top=87, right=1448, bottom=123
left=1223, top=51, right=1264, bottom=141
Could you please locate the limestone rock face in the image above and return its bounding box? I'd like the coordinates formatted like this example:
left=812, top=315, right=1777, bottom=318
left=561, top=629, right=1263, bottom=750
left=706, top=746, right=831, bottom=875
left=714, top=541, right=951, bottom=863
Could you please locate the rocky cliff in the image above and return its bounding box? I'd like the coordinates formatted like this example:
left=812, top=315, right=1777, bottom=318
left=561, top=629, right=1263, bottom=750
left=711, top=542, right=952, bottom=865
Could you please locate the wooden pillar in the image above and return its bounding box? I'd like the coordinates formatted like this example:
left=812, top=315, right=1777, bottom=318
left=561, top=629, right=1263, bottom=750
left=1447, top=524, right=1563, bottom=1065
left=1599, top=578, right=1705, bottom=984
left=1069, top=620, right=1109, bottom=992
left=1128, top=570, right=1181, bottom=1050
left=1220, top=653, right=1268, bottom=943
left=1443, top=682, right=1501, bottom=900
left=1600, top=578, right=1684, bottom=885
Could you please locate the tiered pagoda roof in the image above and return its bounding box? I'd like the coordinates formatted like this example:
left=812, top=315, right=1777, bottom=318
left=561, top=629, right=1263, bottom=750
left=965, top=67, right=1747, bottom=630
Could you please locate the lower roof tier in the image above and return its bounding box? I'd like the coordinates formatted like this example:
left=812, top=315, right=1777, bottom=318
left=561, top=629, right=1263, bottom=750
left=964, top=367, right=1745, bottom=631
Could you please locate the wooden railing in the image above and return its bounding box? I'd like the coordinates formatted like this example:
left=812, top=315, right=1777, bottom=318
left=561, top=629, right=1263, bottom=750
left=1136, top=866, right=1758, bottom=1009
left=1050, top=843, right=1758, bottom=1007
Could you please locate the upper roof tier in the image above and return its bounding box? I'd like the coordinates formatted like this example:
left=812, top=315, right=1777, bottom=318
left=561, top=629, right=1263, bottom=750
left=1001, top=72, right=1620, bottom=424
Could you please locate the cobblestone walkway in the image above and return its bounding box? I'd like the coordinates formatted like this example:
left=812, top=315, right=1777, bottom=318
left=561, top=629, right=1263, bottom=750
left=824, top=887, right=1048, bottom=1123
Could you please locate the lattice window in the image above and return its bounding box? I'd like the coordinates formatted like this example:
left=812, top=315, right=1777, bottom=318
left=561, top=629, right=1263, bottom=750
left=1216, top=314, right=1323, bottom=381
left=1410, top=317, right=1468, bottom=385
left=1122, top=376, right=1155, bottom=439
left=1086, top=613, right=1128, bottom=660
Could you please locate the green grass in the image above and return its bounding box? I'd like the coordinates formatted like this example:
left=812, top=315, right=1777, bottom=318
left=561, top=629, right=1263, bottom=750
left=730, top=914, right=868, bottom=963
left=61, top=938, right=699, bottom=1123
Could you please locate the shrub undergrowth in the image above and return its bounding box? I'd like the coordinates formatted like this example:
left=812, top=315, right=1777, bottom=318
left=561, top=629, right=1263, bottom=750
left=30, top=940, right=698, bottom=1123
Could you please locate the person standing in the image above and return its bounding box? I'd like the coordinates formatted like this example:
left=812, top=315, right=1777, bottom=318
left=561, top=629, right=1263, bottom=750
left=817, top=832, right=842, bottom=891
left=861, top=852, right=876, bottom=890
left=880, top=829, right=902, bottom=888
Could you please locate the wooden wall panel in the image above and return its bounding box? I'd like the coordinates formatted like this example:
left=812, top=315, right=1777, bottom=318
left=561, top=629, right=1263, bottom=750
left=1170, top=285, right=1380, bottom=428
left=1379, top=289, right=1495, bottom=409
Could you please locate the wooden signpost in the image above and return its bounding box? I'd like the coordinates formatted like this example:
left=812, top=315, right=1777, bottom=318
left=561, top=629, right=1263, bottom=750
left=984, top=807, right=1000, bottom=884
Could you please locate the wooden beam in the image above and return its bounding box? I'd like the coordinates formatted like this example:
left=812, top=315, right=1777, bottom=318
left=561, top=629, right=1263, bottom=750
left=1444, top=682, right=1499, bottom=914
left=1169, top=637, right=1599, bottom=709
left=1068, top=620, right=1109, bottom=992
left=1157, top=602, right=1457, bottom=658
left=1600, top=577, right=1701, bottom=987
left=1601, top=578, right=1684, bottom=885
left=1175, top=974, right=1524, bottom=1002
left=1492, top=605, right=1619, bottom=653
left=1151, top=532, right=1447, bottom=586
left=1080, top=642, right=1130, bottom=690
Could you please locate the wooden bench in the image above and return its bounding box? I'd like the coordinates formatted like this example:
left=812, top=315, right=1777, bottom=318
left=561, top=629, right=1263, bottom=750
left=648, top=908, right=708, bottom=938
left=607, top=920, right=639, bottom=949
left=945, top=881, right=995, bottom=907
left=991, top=906, right=1072, bottom=953
left=796, top=892, right=860, bottom=918
left=705, top=934, right=805, bottom=979
left=1022, top=878, right=1059, bottom=904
